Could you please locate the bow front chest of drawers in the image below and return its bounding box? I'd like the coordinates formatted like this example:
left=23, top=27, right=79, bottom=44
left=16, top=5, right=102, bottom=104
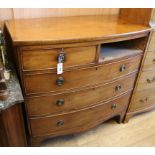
left=4, top=14, right=151, bottom=146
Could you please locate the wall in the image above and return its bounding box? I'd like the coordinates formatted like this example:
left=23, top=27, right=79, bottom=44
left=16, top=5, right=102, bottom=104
left=0, top=8, right=120, bottom=21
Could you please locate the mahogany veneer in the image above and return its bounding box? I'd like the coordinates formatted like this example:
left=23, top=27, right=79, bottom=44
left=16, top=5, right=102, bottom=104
left=5, top=15, right=150, bottom=45
left=4, top=13, right=151, bottom=146
left=124, top=9, right=155, bottom=122
left=0, top=104, right=27, bottom=146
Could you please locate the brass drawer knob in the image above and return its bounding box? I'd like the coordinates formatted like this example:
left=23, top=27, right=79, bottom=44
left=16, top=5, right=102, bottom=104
left=56, top=76, right=64, bottom=86
left=111, top=103, right=117, bottom=110
left=57, top=120, right=64, bottom=126
left=115, top=84, right=122, bottom=92
left=57, top=51, right=66, bottom=63
left=120, top=64, right=126, bottom=72
left=140, top=97, right=148, bottom=103
left=146, top=77, right=155, bottom=83
left=56, top=99, right=65, bottom=106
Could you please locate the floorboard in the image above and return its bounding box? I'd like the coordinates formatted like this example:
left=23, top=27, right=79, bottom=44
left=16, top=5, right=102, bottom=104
left=42, top=110, right=155, bottom=147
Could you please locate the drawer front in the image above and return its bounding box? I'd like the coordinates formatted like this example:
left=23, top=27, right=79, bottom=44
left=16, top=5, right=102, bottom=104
left=129, top=88, right=155, bottom=112
left=142, top=51, right=155, bottom=71
left=148, top=31, right=155, bottom=51
left=136, top=69, right=155, bottom=91
left=26, top=73, right=137, bottom=117
left=30, top=92, right=131, bottom=137
left=24, top=55, right=142, bottom=95
left=22, top=46, right=97, bottom=71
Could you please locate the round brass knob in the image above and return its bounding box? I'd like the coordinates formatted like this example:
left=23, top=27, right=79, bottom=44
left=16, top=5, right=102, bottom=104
left=56, top=99, right=64, bottom=106
left=56, top=76, right=64, bottom=86
left=147, top=77, right=155, bottom=83
left=57, top=120, right=64, bottom=126
left=120, top=64, right=126, bottom=72
left=140, top=97, right=148, bottom=103
left=111, top=104, right=117, bottom=110
left=115, top=84, right=122, bottom=92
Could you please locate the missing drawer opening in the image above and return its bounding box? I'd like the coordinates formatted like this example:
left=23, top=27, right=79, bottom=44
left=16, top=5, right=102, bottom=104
left=99, top=37, right=147, bottom=63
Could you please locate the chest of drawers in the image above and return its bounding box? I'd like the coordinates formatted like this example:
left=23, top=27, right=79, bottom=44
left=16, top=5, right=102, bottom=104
left=4, top=14, right=151, bottom=146
left=124, top=9, right=155, bottom=122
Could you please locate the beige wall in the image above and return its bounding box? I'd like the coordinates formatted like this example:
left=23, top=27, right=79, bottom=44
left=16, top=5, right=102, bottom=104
left=0, top=8, right=120, bottom=29
left=0, top=8, right=13, bottom=20
left=12, top=8, right=120, bottom=19
left=0, top=8, right=120, bottom=21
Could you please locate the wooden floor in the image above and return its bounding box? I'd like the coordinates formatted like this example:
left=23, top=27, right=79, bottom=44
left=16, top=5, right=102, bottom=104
left=42, top=110, right=155, bottom=147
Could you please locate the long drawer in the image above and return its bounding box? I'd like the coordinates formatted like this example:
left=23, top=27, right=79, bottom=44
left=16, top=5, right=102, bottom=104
left=129, top=87, right=155, bottom=112
left=21, top=45, right=97, bottom=71
left=136, top=69, right=155, bottom=91
left=142, top=51, right=155, bottom=71
left=26, top=73, right=137, bottom=117
left=29, top=91, right=131, bottom=137
left=23, top=55, right=142, bottom=95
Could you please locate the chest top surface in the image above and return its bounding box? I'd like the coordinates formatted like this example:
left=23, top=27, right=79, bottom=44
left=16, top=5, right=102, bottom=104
left=5, top=15, right=151, bottom=46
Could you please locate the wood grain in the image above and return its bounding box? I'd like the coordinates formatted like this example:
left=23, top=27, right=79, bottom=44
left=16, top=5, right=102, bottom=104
left=42, top=110, right=155, bottom=147
left=136, top=69, right=155, bottom=91
left=128, top=88, right=155, bottom=112
left=5, top=15, right=151, bottom=45
left=142, top=51, right=155, bottom=71
left=22, top=46, right=97, bottom=71
left=124, top=10, right=155, bottom=122
left=4, top=11, right=151, bottom=146
left=119, top=8, right=152, bottom=25
left=26, top=73, right=136, bottom=117
left=29, top=91, right=131, bottom=138
left=0, top=104, right=27, bottom=146
left=151, top=9, right=155, bottom=22
left=23, top=55, right=141, bottom=95
left=148, top=31, right=155, bottom=51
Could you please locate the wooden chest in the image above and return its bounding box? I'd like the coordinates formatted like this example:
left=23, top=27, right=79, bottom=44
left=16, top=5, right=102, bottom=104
left=4, top=14, right=151, bottom=146
left=125, top=9, right=155, bottom=122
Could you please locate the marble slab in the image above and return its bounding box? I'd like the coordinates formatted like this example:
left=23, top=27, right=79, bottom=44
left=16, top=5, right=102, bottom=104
left=0, top=66, right=24, bottom=112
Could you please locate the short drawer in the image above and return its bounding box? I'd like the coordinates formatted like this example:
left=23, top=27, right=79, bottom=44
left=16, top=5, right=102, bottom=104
left=26, top=73, right=137, bottom=117
left=23, top=55, right=142, bottom=95
left=148, top=31, right=155, bottom=51
left=29, top=92, right=131, bottom=137
left=129, top=87, right=155, bottom=112
left=136, top=69, right=155, bottom=91
left=142, top=51, right=155, bottom=71
left=22, top=46, right=97, bottom=71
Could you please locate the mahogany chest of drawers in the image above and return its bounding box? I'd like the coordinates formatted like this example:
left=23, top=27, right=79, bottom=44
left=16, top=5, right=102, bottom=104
left=4, top=14, right=151, bottom=146
left=124, top=9, right=155, bottom=122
